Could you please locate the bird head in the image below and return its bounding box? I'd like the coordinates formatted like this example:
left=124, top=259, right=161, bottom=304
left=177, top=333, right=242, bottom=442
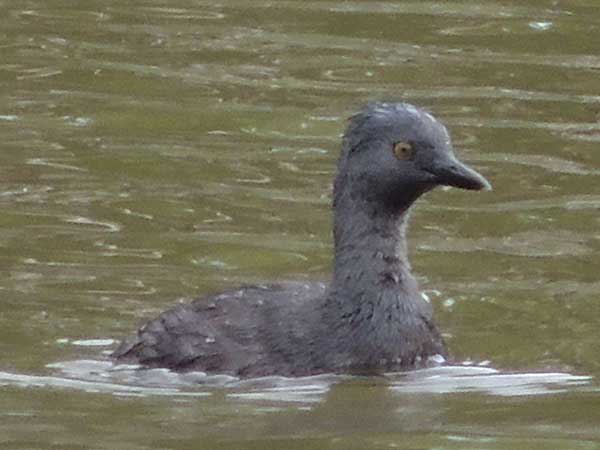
left=336, top=102, right=491, bottom=211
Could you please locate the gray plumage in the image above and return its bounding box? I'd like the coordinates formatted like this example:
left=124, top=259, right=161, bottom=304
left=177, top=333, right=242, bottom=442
left=113, top=102, right=490, bottom=377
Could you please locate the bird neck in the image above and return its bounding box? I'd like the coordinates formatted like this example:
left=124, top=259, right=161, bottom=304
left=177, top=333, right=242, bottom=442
left=328, top=194, right=419, bottom=314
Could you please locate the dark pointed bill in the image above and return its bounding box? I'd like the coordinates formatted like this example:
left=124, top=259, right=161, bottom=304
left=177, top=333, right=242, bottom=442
left=428, top=154, right=491, bottom=191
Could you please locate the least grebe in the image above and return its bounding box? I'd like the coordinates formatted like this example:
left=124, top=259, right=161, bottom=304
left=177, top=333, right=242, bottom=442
left=113, top=102, right=491, bottom=377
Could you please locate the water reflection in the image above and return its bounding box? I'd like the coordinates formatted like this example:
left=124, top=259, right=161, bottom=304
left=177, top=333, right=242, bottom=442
left=0, top=359, right=590, bottom=404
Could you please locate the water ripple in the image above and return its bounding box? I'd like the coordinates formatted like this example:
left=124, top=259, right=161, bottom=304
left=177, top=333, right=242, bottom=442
left=478, top=153, right=598, bottom=176
left=420, top=230, right=592, bottom=257
left=64, top=216, right=121, bottom=233
left=0, top=361, right=589, bottom=402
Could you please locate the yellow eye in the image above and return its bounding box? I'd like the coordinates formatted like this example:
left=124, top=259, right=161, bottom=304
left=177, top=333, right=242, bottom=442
left=393, top=142, right=413, bottom=160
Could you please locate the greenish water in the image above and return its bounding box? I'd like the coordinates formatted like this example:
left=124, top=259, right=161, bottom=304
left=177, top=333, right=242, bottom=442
left=1, top=1, right=600, bottom=449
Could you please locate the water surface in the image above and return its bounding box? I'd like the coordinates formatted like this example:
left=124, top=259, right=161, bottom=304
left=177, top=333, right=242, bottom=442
left=1, top=1, right=599, bottom=449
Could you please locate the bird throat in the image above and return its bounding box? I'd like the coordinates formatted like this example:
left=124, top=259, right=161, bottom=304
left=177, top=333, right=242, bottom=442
left=329, top=196, right=418, bottom=316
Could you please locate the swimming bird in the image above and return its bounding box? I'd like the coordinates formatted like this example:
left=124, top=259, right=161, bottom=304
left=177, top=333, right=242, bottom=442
left=113, top=102, right=491, bottom=377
